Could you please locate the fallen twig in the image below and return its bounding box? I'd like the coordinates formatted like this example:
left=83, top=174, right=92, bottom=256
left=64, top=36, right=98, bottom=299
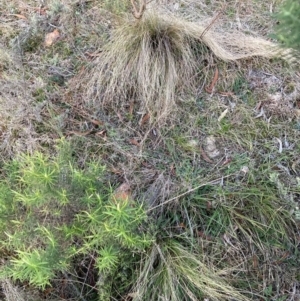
left=200, top=4, right=227, bottom=39
left=130, top=0, right=146, bottom=19
left=147, top=174, right=234, bottom=212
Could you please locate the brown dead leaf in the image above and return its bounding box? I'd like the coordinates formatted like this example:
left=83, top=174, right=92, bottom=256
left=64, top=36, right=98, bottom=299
left=129, top=101, right=134, bottom=115
left=67, top=130, right=94, bottom=136
left=199, top=146, right=213, bottom=163
left=113, top=183, right=132, bottom=202
left=205, top=68, right=219, bottom=93
left=141, top=161, right=152, bottom=168
left=8, top=14, right=28, bottom=20
left=221, top=157, right=232, bottom=166
left=85, top=51, right=102, bottom=58
left=179, top=222, right=185, bottom=229
left=43, top=287, right=54, bottom=298
left=116, top=111, right=123, bottom=121
left=170, top=163, right=176, bottom=176
left=206, top=201, right=212, bottom=210
left=218, top=91, right=234, bottom=96
left=139, top=113, right=150, bottom=126
left=129, top=139, right=141, bottom=147
left=44, top=29, right=60, bottom=47
left=89, top=119, right=104, bottom=126
left=252, top=254, right=259, bottom=269
left=110, top=167, right=123, bottom=175
left=95, top=130, right=107, bottom=139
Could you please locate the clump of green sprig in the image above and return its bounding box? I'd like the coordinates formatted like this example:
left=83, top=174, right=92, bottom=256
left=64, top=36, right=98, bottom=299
left=0, top=139, right=152, bottom=297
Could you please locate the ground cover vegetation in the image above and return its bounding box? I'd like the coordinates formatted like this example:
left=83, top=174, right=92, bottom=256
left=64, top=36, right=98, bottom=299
left=0, top=0, right=300, bottom=300
left=275, top=0, right=300, bottom=58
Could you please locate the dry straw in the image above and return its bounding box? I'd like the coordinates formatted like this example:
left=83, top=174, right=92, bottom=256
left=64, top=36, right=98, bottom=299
left=86, top=9, right=289, bottom=123
left=131, top=242, right=251, bottom=301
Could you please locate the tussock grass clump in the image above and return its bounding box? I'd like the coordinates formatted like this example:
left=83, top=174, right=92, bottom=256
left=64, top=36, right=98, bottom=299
left=132, top=240, right=250, bottom=301
left=87, top=12, right=200, bottom=123
left=87, top=10, right=284, bottom=123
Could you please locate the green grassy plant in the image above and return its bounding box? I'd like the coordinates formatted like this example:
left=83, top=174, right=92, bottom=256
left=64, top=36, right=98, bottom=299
left=0, top=139, right=152, bottom=298
left=1, top=0, right=300, bottom=300
left=102, top=0, right=130, bottom=14
left=181, top=172, right=296, bottom=250
left=275, top=0, right=300, bottom=55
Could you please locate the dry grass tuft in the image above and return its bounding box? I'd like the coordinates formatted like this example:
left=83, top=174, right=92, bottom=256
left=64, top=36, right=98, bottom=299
left=86, top=10, right=288, bottom=123
left=0, top=48, right=51, bottom=160
left=1, top=278, right=45, bottom=301
left=132, top=241, right=251, bottom=301
left=1, top=278, right=25, bottom=301
left=86, top=12, right=200, bottom=123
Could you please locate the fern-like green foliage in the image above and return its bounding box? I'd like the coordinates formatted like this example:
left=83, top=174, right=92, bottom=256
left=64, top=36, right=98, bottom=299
left=0, top=139, right=152, bottom=296
left=275, top=0, right=300, bottom=54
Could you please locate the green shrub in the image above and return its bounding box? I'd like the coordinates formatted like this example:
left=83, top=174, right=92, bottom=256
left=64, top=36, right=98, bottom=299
left=0, top=139, right=152, bottom=298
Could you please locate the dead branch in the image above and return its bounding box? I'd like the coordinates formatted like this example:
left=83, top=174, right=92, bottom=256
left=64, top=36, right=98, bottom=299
left=130, top=0, right=146, bottom=19
left=200, top=4, right=227, bottom=39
